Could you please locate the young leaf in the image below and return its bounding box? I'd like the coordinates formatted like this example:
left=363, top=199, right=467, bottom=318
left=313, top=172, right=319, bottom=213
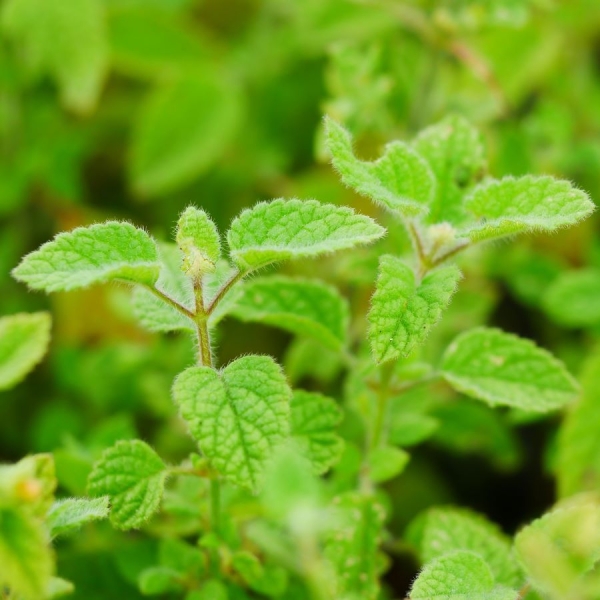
left=324, top=116, right=435, bottom=217
left=87, top=440, right=168, bottom=530
left=409, top=550, right=517, bottom=600
left=176, top=206, right=221, bottom=277
left=368, top=256, right=461, bottom=364
left=290, top=390, right=344, bottom=475
left=47, top=496, right=109, bottom=538
left=368, top=445, right=409, bottom=483
left=325, top=492, right=386, bottom=600
left=441, top=327, right=579, bottom=412
left=406, top=507, right=523, bottom=588
left=173, top=355, right=291, bottom=490
left=228, top=276, right=349, bottom=351
left=0, top=312, right=51, bottom=390
left=47, top=577, right=75, bottom=598
left=227, top=198, right=385, bottom=271
left=460, top=176, right=594, bottom=242
left=413, top=114, right=487, bottom=225
left=12, top=222, right=160, bottom=292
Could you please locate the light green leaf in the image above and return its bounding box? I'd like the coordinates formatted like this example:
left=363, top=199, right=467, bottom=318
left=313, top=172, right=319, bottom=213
left=227, top=198, right=385, bottom=271
left=1, top=0, right=108, bottom=113
left=368, top=445, right=409, bottom=483
left=441, top=328, right=579, bottom=412
left=173, top=355, right=291, bottom=490
left=0, top=312, right=51, bottom=390
left=460, top=176, right=594, bottom=242
left=368, top=256, right=461, bottom=364
left=47, top=577, right=75, bottom=598
left=0, top=505, right=53, bottom=599
left=176, top=206, right=221, bottom=277
left=413, top=114, right=487, bottom=225
left=47, top=497, right=109, bottom=538
left=229, top=276, right=349, bottom=351
left=130, top=70, right=241, bottom=197
left=12, top=222, right=160, bottom=292
left=543, top=269, right=600, bottom=328
left=290, top=390, right=344, bottom=475
left=409, top=550, right=517, bottom=600
left=138, top=567, right=181, bottom=595
left=87, top=440, right=167, bottom=530
left=406, top=507, right=523, bottom=588
left=325, top=116, right=435, bottom=217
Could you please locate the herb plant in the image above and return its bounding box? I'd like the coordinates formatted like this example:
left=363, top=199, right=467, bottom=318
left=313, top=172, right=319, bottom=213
left=2, top=110, right=599, bottom=600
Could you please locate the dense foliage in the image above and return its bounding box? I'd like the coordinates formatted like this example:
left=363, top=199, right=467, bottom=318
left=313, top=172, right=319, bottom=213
left=2, top=1, right=600, bottom=599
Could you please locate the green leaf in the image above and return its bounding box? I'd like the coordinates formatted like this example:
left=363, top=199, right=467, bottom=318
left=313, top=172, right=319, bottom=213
left=232, top=551, right=288, bottom=597
left=227, top=198, right=385, bottom=271
left=290, top=390, right=344, bottom=475
left=325, top=492, right=386, bottom=600
left=460, top=176, right=594, bottom=242
left=413, top=114, right=487, bottom=225
left=173, top=355, right=291, bottom=490
left=368, top=445, right=409, bottom=483
left=130, top=70, right=241, bottom=197
left=176, top=206, right=221, bottom=277
left=406, top=507, right=523, bottom=588
left=543, top=269, right=600, bottom=328
left=229, top=276, right=349, bottom=351
left=47, top=577, right=75, bottom=598
left=0, top=505, right=53, bottom=599
left=1, top=0, right=108, bottom=113
left=0, top=312, right=51, bottom=390
left=441, top=327, right=579, bottom=412
left=138, top=567, right=182, bottom=595
left=324, top=116, right=435, bottom=217
left=368, top=256, right=461, bottom=364
left=12, top=222, right=160, bottom=292
left=409, top=550, right=517, bottom=600
left=514, top=498, right=600, bottom=599
left=47, top=497, right=109, bottom=538
left=87, top=440, right=167, bottom=530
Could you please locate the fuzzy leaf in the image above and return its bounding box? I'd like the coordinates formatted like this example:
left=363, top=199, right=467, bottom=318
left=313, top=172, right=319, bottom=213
left=176, top=206, right=221, bottom=276
left=229, top=276, right=349, bottom=351
left=227, top=198, right=385, bottom=271
left=12, top=222, right=160, bottom=292
left=290, top=390, right=344, bottom=475
left=173, top=355, right=291, bottom=490
left=460, top=176, right=594, bottom=242
left=47, top=497, right=109, bottom=538
left=441, top=328, right=579, bottom=412
left=87, top=440, right=167, bottom=530
left=368, top=256, right=461, bottom=364
left=413, top=115, right=486, bottom=225
left=407, top=507, right=523, bottom=588
left=325, top=492, right=386, bottom=600
left=0, top=312, right=51, bottom=390
left=325, top=117, right=435, bottom=217
left=409, top=551, right=517, bottom=600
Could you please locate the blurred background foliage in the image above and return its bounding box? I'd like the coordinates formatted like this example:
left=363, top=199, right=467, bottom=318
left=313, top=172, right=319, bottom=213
left=2, top=0, right=600, bottom=596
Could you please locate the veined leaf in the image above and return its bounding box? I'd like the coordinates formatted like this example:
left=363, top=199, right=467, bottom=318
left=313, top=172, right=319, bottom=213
left=441, top=328, right=579, bottom=412
left=173, top=355, right=291, bottom=490
left=47, top=497, right=109, bottom=538
left=460, top=176, right=594, bottom=242
left=229, top=276, right=349, bottom=351
left=12, top=222, right=160, bottom=292
left=290, top=390, right=344, bottom=475
left=227, top=198, right=385, bottom=271
left=368, top=256, right=461, bottom=364
left=87, top=440, right=167, bottom=530
left=325, top=116, right=435, bottom=217
left=0, top=312, right=51, bottom=390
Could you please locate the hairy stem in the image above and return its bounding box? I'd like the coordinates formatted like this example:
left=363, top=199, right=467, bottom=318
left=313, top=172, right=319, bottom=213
left=206, top=268, right=246, bottom=315
left=144, top=284, right=196, bottom=320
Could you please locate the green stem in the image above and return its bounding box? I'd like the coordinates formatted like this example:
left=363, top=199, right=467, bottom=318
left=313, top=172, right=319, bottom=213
left=370, top=362, right=395, bottom=450
left=144, top=284, right=196, bottom=319
left=206, top=268, right=246, bottom=315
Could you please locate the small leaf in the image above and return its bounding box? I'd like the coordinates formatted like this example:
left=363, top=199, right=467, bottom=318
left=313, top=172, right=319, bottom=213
left=47, top=497, right=109, bottom=538
left=227, top=198, right=385, bottom=271
left=441, top=327, right=579, bottom=412
left=0, top=312, right=51, bottom=390
left=368, top=256, right=461, bottom=364
left=368, top=445, right=409, bottom=483
left=176, top=206, right=221, bottom=277
left=460, top=176, right=594, bottom=242
left=325, top=116, right=435, bottom=217
left=229, top=276, right=349, bottom=351
left=47, top=577, right=75, bottom=598
left=290, top=390, right=344, bottom=475
left=409, top=550, right=517, bottom=600
left=138, top=567, right=182, bottom=595
left=173, top=355, right=291, bottom=490
left=12, top=222, right=160, bottom=292
left=87, top=440, right=167, bottom=530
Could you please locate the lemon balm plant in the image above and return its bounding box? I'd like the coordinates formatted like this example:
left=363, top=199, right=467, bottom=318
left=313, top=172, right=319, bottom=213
left=2, top=114, right=598, bottom=600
